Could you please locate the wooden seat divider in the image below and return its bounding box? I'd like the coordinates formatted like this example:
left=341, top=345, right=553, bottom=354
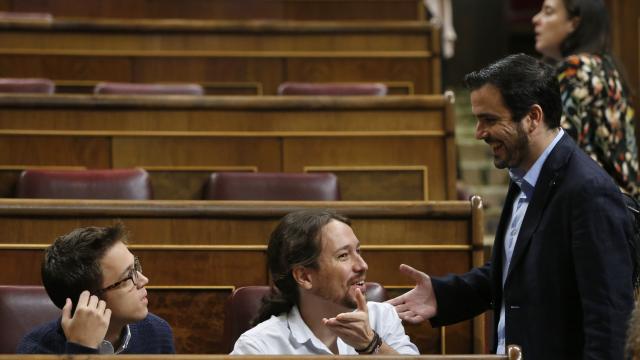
left=0, top=94, right=456, bottom=200
left=0, top=198, right=486, bottom=354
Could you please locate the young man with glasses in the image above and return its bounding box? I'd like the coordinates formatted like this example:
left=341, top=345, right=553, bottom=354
left=17, top=224, right=175, bottom=354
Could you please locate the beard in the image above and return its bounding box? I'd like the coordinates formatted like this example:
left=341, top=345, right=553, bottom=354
left=492, top=121, right=530, bottom=170
left=312, top=283, right=359, bottom=311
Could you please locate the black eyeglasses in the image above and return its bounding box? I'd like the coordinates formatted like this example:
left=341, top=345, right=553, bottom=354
left=98, top=257, right=142, bottom=293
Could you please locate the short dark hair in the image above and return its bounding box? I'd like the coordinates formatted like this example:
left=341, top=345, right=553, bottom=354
left=253, top=209, right=351, bottom=325
left=464, top=53, right=562, bottom=128
left=561, top=0, right=610, bottom=56
left=41, top=223, right=127, bottom=310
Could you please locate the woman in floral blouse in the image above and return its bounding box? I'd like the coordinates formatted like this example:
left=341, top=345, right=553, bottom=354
left=532, top=0, right=639, bottom=197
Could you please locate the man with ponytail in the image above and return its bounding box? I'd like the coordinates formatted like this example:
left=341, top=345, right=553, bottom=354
left=230, top=209, right=418, bottom=355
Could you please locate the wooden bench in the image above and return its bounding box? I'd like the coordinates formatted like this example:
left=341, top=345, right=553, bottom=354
left=0, top=0, right=427, bottom=20
left=0, top=50, right=439, bottom=94
left=0, top=198, right=487, bottom=354
left=0, top=18, right=440, bottom=93
left=0, top=94, right=456, bottom=200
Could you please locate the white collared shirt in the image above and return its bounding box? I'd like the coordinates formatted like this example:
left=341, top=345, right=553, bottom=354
left=230, top=302, right=419, bottom=355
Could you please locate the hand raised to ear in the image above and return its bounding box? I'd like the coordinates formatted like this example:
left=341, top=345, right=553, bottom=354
left=61, top=290, right=111, bottom=349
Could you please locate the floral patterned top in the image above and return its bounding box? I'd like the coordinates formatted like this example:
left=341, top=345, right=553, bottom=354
left=558, top=53, right=639, bottom=197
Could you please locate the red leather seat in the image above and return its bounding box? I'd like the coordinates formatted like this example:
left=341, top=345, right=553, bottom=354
left=16, top=168, right=153, bottom=200
left=0, top=286, right=60, bottom=353
left=222, top=283, right=386, bottom=352
left=0, top=78, right=55, bottom=94
left=94, top=82, right=204, bottom=95
left=278, top=82, right=387, bottom=96
left=204, top=172, right=340, bottom=201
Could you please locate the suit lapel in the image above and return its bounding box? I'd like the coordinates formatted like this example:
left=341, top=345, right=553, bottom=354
left=492, top=181, right=521, bottom=279
left=490, top=181, right=521, bottom=308
left=504, top=133, right=575, bottom=286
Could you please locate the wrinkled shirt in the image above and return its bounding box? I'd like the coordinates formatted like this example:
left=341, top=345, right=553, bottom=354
left=231, top=302, right=419, bottom=355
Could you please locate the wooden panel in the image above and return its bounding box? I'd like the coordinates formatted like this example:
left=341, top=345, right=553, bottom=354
left=608, top=0, right=640, bottom=145
left=364, top=251, right=471, bottom=285
left=146, top=167, right=257, bottom=200
left=2, top=0, right=425, bottom=20
left=0, top=135, right=111, bottom=167
left=0, top=247, right=471, bottom=286
left=111, top=137, right=283, bottom=171
left=0, top=94, right=454, bottom=198
left=0, top=201, right=472, bottom=246
left=0, top=169, right=19, bottom=198
left=147, top=287, right=232, bottom=354
left=284, top=137, right=448, bottom=200
left=132, top=56, right=285, bottom=95
left=0, top=54, right=131, bottom=81
left=0, top=52, right=436, bottom=95
left=306, top=165, right=428, bottom=201
left=0, top=136, right=453, bottom=199
left=0, top=20, right=434, bottom=52
left=0, top=95, right=453, bottom=199
left=0, top=95, right=448, bottom=133
left=0, top=248, right=268, bottom=286
left=286, top=57, right=436, bottom=94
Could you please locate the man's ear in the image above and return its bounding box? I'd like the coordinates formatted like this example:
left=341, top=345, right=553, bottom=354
left=527, top=104, right=544, bottom=133
left=292, top=265, right=313, bottom=290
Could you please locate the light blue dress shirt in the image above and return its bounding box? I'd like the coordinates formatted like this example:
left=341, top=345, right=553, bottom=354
left=496, top=128, right=564, bottom=354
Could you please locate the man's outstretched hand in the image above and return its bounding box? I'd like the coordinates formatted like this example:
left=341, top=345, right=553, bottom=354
left=386, top=264, right=437, bottom=324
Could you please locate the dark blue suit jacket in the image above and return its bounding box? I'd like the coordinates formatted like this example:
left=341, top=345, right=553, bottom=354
left=430, top=133, right=634, bottom=359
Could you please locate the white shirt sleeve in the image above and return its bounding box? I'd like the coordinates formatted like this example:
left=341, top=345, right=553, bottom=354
left=230, top=334, right=264, bottom=355
left=369, top=302, right=420, bottom=355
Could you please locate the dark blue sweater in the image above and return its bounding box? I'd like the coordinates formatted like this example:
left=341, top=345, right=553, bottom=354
left=17, top=313, right=175, bottom=354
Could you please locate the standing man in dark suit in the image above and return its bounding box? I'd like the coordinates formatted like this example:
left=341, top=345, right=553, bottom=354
left=387, top=53, right=634, bottom=359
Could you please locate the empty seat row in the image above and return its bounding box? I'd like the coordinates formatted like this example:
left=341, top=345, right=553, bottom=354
left=15, top=169, right=340, bottom=201
left=0, top=78, right=388, bottom=96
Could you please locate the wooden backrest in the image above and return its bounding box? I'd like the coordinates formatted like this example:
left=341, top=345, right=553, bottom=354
left=0, top=198, right=486, bottom=354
